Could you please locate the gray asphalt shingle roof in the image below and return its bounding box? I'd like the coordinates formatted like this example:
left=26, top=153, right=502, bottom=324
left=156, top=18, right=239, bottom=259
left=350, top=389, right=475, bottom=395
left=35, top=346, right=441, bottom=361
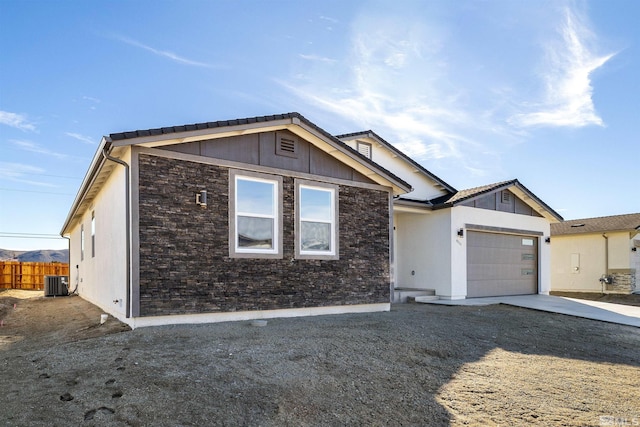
left=551, top=213, right=640, bottom=235
left=437, top=179, right=517, bottom=204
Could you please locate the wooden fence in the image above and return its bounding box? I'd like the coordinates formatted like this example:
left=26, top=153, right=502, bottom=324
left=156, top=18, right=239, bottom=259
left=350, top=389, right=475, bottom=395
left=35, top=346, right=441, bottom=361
left=0, top=261, right=70, bottom=290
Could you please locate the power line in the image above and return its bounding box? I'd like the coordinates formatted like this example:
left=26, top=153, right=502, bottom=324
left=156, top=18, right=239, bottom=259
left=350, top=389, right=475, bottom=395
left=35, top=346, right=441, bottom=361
left=0, top=188, right=75, bottom=196
left=0, top=235, right=65, bottom=240
left=23, top=173, right=82, bottom=180
left=0, top=232, right=65, bottom=240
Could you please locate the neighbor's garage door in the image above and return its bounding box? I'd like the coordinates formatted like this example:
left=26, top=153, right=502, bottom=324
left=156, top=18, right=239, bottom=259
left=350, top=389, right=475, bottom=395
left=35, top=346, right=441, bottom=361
left=467, top=231, right=538, bottom=298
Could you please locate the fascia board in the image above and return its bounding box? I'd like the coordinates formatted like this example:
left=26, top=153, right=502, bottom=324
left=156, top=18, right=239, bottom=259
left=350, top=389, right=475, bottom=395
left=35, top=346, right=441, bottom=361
left=552, top=229, right=639, bottom=237
left=110, top=119, right=295, bottom=148
left=509, top=184, right=563, bottom=223
left=393, top=199, right=433, bottom=214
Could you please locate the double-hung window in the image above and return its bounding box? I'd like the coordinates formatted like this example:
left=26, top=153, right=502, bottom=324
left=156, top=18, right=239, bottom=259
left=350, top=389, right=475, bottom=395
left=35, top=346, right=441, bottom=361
left=296, top=180, right=338, bottom=260
left=229, top=170, right=283, bottom=258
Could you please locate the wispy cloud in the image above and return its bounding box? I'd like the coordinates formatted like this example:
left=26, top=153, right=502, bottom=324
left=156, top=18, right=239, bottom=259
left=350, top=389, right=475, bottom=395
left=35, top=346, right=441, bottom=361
left=81, top=96, right=101, bottom=110
left=0, top=111, right=36, bottom=131
left=280, top=15, right=477, bottom=171
left=0, top=162, right=56, bottom=187
left=82, top=96, right=101, bottom=104
left=66, top=132, right=95, bottom=145
left=299, top=54, right=337, bottom=64
left=320, top=15, right=338, bottom=24
left=509, top=8, right=615, bottom=128
left=281, top=3, right=613, bottom=183
left=10, top=140, right=67, bottom=160
left=115, top=35, right=220, bottom=69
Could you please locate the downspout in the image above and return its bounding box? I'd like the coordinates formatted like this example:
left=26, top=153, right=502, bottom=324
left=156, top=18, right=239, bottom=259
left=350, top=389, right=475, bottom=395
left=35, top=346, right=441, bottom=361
left=102, top=147, right=131, bottom=318
left=602, top=233, right=609, bottom=293
left=62, top=235, right=74, bottom=294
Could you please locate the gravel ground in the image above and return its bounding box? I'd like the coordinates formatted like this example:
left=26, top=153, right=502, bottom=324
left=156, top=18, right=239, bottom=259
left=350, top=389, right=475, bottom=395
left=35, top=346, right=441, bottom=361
left=1, top=290, right=639, bottom=426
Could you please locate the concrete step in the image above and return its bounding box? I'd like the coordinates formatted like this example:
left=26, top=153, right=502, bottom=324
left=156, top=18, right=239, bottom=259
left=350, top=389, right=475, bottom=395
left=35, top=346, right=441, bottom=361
left=413, top=295, right=440, bottom=303
left=394, top=288, right=437, bottom=303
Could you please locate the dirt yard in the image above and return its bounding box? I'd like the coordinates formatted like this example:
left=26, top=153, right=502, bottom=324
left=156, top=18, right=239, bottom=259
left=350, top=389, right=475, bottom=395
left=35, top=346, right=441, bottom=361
left=551, top=291, right=640, bottom=307
left=1, top=290, right=639, bottom=426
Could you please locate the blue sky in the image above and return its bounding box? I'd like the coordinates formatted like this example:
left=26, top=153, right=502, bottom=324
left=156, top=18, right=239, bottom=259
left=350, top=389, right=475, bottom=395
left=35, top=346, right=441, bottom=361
left=1, top=0, right=638, bottom=251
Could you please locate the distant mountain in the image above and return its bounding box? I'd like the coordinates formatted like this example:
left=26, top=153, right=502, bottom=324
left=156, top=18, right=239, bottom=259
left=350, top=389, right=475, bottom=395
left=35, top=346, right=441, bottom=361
left=0, top=249, right=69, bottom=263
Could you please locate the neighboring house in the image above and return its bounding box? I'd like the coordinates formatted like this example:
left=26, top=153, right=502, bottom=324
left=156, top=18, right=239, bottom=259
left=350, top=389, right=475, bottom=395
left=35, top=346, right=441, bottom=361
left=551, top=213, right=640, bottom=293
left=62, top=113, right=562, bottom=328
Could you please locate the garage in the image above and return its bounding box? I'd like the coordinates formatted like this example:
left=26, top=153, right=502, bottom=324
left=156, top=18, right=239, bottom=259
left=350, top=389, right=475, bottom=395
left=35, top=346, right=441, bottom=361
left=467, top=231, right=538, bottom=298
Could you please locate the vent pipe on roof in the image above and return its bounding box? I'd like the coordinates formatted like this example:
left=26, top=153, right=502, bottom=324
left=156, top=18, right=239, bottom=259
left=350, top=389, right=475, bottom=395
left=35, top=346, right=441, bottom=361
left=102, top=147, right=131, bottom=319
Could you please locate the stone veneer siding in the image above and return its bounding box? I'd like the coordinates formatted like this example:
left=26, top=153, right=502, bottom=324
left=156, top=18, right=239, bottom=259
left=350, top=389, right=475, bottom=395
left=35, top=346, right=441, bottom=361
left=606, top=270, right=636, bottom=293
left=137, top=154, right=391, bottom=316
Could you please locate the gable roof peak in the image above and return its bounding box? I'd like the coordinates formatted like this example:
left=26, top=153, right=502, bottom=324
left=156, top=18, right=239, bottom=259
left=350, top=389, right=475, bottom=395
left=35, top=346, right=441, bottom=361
left=335, top=130, right=457, bottom=194
left=430, top=178, right=563, bottom=222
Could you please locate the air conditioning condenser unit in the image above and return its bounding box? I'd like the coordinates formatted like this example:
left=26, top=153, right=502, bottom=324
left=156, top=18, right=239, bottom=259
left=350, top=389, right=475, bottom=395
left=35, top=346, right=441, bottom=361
left=44, top=275, right=69, bottom=297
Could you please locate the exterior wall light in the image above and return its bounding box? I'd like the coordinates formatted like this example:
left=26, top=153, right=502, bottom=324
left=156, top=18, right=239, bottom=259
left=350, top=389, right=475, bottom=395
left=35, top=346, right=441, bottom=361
left=632, top=247, right=637, bottom=252
left=195, top=190, right=207, bottom=208
left=457, top=228, right=464, bottom=238
left=545, top=237, right=551, bottom=244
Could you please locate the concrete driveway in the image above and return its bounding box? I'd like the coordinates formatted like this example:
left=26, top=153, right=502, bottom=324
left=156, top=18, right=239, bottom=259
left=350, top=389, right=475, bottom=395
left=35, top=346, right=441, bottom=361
left=421, top=294, right=640, bottom=328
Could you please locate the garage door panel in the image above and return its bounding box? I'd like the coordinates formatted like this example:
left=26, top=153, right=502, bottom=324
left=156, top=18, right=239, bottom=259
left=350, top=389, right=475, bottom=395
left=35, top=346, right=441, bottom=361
left=467, top=278, right=538, bottom=297
left=467, top=231, right=538, bottom=298
left=467, top=233, right=529, bottom=249
left=468, top=265, right=535, bottom=281
left=468, top=247, right=526, bottom=265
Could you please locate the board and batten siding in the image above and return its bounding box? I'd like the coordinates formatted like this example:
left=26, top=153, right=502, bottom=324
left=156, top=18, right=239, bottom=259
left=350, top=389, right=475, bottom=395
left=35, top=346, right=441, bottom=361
left=460, top=190, right=543, bottom=217
left=163, top=130, right=375, bottom=185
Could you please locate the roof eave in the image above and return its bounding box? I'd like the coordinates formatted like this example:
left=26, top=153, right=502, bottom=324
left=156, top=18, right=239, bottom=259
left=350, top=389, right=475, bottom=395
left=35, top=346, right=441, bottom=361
left=552, top=227, right=640, bottom=237
left=60, top=137, right=111, bottom=236
left=510, top=181, right=563, bottom=222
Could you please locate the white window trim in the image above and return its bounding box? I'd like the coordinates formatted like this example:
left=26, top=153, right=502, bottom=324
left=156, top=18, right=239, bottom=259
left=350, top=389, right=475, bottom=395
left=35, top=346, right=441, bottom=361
left=295, top=179, right=339, bottom=260
left=229, top=169, right=283, bottom=259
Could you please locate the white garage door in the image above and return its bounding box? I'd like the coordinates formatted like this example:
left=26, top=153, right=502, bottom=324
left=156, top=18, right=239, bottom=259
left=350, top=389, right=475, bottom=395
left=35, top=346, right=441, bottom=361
left=467, top=231, right=538, bottom=298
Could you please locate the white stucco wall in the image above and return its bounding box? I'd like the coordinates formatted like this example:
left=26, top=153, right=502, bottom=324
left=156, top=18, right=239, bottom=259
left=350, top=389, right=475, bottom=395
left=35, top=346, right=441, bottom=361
left=609, top=233, right=631, bottom=270
left=450, top=206, right=552, bottom=297
left=394, top=205, right=552, bottom=299
left=632, top=236, right=640, bottom=274
left=68, top=151, right=129, bottom=319
left=551, top=231, right=633, bottom=292
left=394, top=210, right=452, bottom=296
left=342, top=138, right=447, bottom=201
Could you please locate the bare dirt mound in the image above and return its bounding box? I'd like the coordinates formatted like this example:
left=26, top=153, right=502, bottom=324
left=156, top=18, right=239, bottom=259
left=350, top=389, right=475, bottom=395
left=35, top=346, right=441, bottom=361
left=0, top=290, right=130, bottom=350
